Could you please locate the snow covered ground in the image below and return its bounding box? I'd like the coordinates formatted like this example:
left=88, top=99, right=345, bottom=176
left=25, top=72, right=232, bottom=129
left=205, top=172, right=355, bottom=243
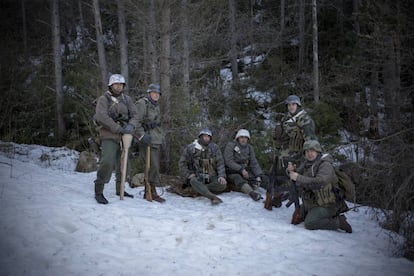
left=0, top=141, right=413, bottom=276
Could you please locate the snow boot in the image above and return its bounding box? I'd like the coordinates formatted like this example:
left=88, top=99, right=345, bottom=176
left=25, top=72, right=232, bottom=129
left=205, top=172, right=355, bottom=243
left=116, top=191, right=134, bottom=198
left=249, top=191, right=262, bottom=201
left=95, top=194, right=108, bottom=204
left=338, top=215, right=352, bottom=233
left=144, top=185, right=166, bottom=203
left=210, top=196, right=223, bottom=205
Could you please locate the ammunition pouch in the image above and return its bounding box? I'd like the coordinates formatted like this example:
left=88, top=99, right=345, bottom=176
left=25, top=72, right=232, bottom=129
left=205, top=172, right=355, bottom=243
left=288, top=127, right=304, bottom=152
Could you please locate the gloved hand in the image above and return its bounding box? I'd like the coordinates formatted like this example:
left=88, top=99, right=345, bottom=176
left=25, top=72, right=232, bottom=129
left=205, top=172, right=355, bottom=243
left=140, top=134, right=152, bottom=145
left=218, top=177, right=227, bottom=185
left=120, top=124, right=135, bottom=134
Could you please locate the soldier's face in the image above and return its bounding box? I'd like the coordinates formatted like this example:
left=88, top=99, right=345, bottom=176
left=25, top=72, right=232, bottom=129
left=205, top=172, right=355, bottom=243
left=149, top=92, right=160, bottom=102
left=111, top=83, right=124, bottom=94
left=201, top=134, right=211, bottom=144
left=287, top=103, right=298, bottom=114
left=305, top=149, right=318, bottom=161
left=237, top=137, right=248, bottom=145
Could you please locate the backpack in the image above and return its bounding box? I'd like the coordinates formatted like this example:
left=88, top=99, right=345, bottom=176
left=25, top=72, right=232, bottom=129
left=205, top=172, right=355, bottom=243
left=316, top=155, right=356, bottom=203
left=334, top=168, right=356, bottom=203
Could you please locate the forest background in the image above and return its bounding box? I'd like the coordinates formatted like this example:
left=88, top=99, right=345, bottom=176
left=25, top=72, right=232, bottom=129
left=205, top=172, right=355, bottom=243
left=0, top=0, right=413, bottom=260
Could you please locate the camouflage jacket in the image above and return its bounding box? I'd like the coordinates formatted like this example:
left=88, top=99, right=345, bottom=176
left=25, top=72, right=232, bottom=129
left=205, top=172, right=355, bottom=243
left=223, top=140, right=263, bottom=177
left=135, top=96, right=165, bottom=145
left=276, top=107, right=316, bottom=157
left=94, top=91, right=139, bottom=141
left=296, top=153, right=338, bottom=209
left=178, top=139, right=226, bottom=181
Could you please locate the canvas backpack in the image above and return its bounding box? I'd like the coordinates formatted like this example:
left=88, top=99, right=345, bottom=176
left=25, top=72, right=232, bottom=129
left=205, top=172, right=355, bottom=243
left=334, top=167, right=356, bottom=203
left=316, top=155, right=356, bottom=204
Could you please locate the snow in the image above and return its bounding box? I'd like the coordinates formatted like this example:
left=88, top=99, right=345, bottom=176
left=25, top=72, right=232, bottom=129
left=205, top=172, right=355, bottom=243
left=0, top=141, right=413, bottom=276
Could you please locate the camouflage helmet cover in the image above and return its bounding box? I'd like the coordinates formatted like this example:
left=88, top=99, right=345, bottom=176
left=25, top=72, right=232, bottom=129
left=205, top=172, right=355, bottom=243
left=147, top=83, right=161, bottom=94
left=285, top=95, right=301, bottom=106
left=303, top=140, right=322, bottom=153
left=108, top=74, right=126, bottom=86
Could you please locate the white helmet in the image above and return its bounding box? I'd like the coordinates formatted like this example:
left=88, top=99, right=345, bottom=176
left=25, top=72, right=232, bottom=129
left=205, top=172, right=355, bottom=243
left=235, top=129, right=250, bottom=140
left=198, top=128, right=212, bottom=138
left=108, top=74, right=126, bottom=86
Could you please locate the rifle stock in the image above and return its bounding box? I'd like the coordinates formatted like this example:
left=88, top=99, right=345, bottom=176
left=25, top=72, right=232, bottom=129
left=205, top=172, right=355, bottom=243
left=288, top=180, right=302, bottom=224
left=144, top=145, right=152, bottom=202
left=120, top=134, right=133, bottom=200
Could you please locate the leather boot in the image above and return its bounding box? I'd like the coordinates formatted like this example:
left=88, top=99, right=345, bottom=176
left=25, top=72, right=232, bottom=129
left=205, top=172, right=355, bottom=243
left=151, top=185, right=166, bottom=203
left=338, top=215, right=352, bottom=233
left=271, top=192, right=282, bottom=208
left=95, top=194, right=108, bottom=204
left=210, top=196, right=223, bottom=205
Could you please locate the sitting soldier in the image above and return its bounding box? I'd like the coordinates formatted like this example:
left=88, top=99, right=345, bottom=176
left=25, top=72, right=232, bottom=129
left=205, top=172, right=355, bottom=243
left=224, top=129, right=269, bottom=201
left=178, top=128, right=227, bottom=205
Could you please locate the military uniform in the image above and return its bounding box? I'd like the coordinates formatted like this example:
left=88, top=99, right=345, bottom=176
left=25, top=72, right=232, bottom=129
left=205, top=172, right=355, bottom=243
left=178, top=138, right=227, bottom=203
left=292, top=140, right=352, bottom=233
left=224, top=140, right=269, bottom=199
left=274, top=107, right=316, bottom=173
left=94, top=86, right=139, bottom=201
left=136, top=95, right=165, bottom=200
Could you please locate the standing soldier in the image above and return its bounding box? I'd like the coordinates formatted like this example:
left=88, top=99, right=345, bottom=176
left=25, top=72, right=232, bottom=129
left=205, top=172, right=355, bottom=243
left=224, top=129, right=268, bottom=201
left=136, top=83, right=166, bottom=203
left=178, top=129, right=227, bottom=205
left=269, top=95, right=317, bottom=208
left=93, top=74, right=139, bottom=204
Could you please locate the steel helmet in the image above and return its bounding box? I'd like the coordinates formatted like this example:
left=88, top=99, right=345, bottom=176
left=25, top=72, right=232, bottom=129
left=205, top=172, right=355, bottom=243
left=285, top=95, right=301, bottom=106
left=198, top=128, right=212, bottom=138
left=303, top=140, right=322, bottom=153
left=235, top=129, right=250, bottom=140
left=147, top=83, right=161, bottom=94
left=108, top=74, right=126, bottom=86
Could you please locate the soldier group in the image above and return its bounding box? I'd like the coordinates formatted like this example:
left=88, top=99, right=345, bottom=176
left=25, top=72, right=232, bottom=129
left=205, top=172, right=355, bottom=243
left=93, top=74, right=352, bottom=234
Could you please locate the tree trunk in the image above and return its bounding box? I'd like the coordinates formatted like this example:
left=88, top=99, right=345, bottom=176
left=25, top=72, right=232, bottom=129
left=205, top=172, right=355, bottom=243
left=280, top=0, right=285, bottom=38
left=51, top=0, right=66, bottom=141
left=352, top=0, right=360, bottom=35
left=181, top=0, right=190, bottom=110
left=21, top=0, right=27, bottom=56
left=148, top=0, right=158, bottom=83
left=229, top=0, right=238, bottom=81
left=117, top=0, right=129, bottom=91
left=369, top=65, right=379, bottom=138
left=298, top=0, right=305, bottom=71
left=160, top=0, right=171, bottom=173
left=92, top=0, right=108, bottom=91
left=311, top=0, right=319, bottom=103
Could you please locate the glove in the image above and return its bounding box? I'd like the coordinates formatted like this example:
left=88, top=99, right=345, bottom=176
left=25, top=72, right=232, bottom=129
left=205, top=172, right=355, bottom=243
left=218, top=177, right=227, bottom=185
left=273, top=125, right=282, bottom=140
left=140, top=134, right=152, bottom=145
left=120, top=124, right=134, bottom=134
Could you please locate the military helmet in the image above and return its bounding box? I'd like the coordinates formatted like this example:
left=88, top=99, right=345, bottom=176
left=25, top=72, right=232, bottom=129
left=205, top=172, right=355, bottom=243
left=108, top=74, right=126, bottom=86
left=198, top=128, right=212, bottom=138
left=303, top=140, right=322, bottom=153
left=285, top=95, right=301, bottom=106
left=147, top=83, right=161, bottom=94
left=235, top=129, right=250, bottom=140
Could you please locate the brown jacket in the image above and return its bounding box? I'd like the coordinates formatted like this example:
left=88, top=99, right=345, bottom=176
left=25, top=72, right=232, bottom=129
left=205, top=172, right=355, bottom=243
left=296, top=153, right=338, bottom=209
left=94, top=91, right=139, bottom=141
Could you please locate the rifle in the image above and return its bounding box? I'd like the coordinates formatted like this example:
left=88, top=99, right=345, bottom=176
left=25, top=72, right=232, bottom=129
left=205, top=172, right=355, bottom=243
left=120, top=134, right=133, bottom=200
left=286, top=180, right=302, bottom=224
left=144, top=145, right=153, bottom=202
